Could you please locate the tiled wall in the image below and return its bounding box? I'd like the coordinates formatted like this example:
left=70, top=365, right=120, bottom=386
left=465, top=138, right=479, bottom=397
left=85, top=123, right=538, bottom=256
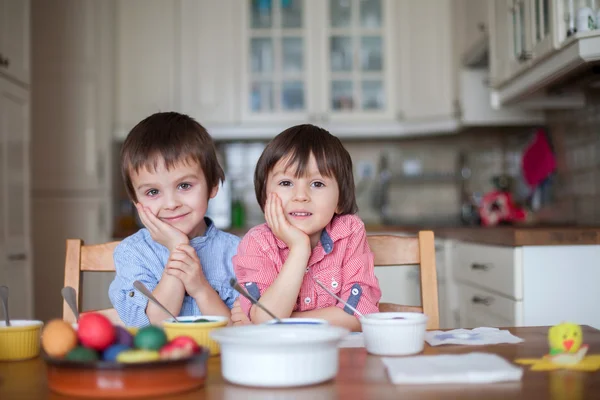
left=544, top=91, right=600, bottom=225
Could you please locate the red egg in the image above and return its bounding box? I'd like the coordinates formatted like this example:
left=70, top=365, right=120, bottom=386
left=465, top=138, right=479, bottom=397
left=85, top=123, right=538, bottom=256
left=77, top=313, right=116, bottom=351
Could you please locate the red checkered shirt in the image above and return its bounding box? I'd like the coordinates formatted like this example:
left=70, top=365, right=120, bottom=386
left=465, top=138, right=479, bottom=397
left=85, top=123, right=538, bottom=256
left=233, top=214, right=382, bottom=320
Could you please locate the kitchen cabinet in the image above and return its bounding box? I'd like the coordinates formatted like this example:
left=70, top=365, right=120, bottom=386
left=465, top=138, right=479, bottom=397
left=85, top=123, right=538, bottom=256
left=32, top=197, right=113, bottom=321
left=240, top=0, right=396, bottom=124
left=0, top=0, right=30, bottom=85
left=32, top=0, right=114, bottom=193
left=454, top=241, right=600, bottom=329
left=0, top=76, right=32, bottom=319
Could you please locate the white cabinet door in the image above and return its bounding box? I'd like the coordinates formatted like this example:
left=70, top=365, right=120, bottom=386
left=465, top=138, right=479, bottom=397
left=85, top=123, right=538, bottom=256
left=0, top=77, right=32, bottom=319
left=529, top=0, right=555, bottom=61
left=489, top=0, right=512, bottom=87
left=115, top=0, right=178, bottom=135
left=179, top=0, right=239, bottom=125
left=0, top=0, right=30, bottom=85
left=31, top=0, right=113, bottom=193
left=396, top=0, right=456, bottom=121
left=32, top=197, right=112, bottom=322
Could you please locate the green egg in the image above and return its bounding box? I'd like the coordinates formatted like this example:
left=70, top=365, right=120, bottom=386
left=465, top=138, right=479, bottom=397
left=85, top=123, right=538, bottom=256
left=134, top=326, right=167, bottom=350
left=65, top=346, right=98, bottom=362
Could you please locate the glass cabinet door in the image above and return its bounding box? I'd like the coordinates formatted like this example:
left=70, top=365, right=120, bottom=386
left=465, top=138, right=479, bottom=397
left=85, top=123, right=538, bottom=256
left=245, top=0, right=308, bottom=120
left=508, top=0, right=532, bottom=75
left=529, top=0, right=554, bottom=59
left=326, top=0, right=390, bottom=117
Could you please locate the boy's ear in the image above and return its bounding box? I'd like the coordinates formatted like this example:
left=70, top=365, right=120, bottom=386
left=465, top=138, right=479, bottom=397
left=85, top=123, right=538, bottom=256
left=209, top=185, right=219, bottom=199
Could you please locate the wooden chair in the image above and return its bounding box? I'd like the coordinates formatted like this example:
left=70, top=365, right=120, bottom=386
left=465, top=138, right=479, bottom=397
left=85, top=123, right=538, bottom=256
left=63, top=239, right=124, bottom=325
left=367, top=231, right=439, bottom=330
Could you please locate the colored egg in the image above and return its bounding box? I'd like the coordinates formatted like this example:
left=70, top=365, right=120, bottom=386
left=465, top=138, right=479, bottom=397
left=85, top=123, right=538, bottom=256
left=77, top=313, right=116, bottom=351
left=41, top=319, right=78, bottom=358
left=65, top=346, right=98, bottom=362
left=114, top=326, right=134, bottom=347
left=103, top=344, right=131, bottom=362
left=134, top=326, right=167, bottom=351
left=116, top=349, right=160, bottom=363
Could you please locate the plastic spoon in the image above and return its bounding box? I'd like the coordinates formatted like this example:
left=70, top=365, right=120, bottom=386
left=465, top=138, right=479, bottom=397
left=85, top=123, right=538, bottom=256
left=61, top=286, right=80, bottom=322
left=313, top=278, right=366, bottom=318
left=133, top=280, right=180, bottom=323
left=0, top=286, right=10, bottom=326
left=229, top=278, right=282, bottom=324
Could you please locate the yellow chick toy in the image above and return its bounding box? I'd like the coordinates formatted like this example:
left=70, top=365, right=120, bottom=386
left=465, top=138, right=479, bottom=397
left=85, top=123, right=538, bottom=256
left=548, top=323, right=583, bottom=355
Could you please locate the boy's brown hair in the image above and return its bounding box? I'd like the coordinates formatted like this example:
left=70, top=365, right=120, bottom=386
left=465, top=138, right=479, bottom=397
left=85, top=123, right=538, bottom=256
left=120, top=112, right=224, bottom=202
left=254, top=124, right=358, bottom=215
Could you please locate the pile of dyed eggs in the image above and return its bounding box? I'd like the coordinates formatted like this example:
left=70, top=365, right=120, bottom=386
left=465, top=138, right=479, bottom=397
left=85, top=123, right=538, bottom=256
left=41, top=313, right=202, bottom=363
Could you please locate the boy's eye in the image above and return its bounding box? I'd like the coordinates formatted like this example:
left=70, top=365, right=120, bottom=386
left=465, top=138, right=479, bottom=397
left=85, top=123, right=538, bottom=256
left=312, top=181, right=325, bottom=188
left=178, top=183, right=192, bottom=190
left=278, top=180, right=293, bottom=187
left=145, top=189, right=159, bottom=197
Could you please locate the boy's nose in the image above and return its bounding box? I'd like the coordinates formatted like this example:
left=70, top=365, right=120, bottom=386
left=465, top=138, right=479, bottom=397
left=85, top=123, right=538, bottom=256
left=293, top=186, right=310, bottom=202
left=163, top=193, right=182, bottom=210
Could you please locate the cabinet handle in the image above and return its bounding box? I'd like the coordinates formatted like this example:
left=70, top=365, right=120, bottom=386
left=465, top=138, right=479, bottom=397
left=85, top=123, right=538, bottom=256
left=0, top=54, right=9, bottom=68
left=470, top=263, right=492, bottom=271
left=471, top=295, right=494, bottom=306
left=517, top=51, right=532, bottom=62
left=7, top=253, right=27, bottom=261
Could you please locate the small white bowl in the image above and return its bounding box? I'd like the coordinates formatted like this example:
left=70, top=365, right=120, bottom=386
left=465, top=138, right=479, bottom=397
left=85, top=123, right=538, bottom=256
left=360, top=312, right=428, bottom=356
left=264, top=318, right=328, bottom=326
left=210, top=324, right=348, bottom=387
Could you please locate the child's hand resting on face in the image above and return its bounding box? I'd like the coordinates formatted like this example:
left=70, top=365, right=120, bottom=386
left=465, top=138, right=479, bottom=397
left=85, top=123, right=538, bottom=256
left=165, top=244, right=209, bottom=298
left=265, top=193, right=310, bottom=253
left=136, top=203, right=189, bottom=251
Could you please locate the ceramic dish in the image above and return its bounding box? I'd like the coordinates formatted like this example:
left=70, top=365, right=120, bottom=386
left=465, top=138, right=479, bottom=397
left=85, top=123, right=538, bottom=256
left=0, top=320, right=43, bottom=361
left=211, top=324, right=348, bottom=388
left=360, top=312, right=428, bottom=356
left=264, top=318, right=328, bottom=325
left=162, top=315, right=228, bottom=356
left=45, top=348, right=209, bottom=398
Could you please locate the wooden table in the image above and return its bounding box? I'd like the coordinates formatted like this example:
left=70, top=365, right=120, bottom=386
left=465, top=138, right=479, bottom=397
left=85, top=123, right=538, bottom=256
left=2, top=326, right=600, bottom=399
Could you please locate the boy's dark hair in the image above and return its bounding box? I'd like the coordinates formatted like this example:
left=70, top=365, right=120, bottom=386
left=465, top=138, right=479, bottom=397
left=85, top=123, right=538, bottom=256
left=120, top=112, right=224, bottom=202
left=254, top=124, right=358, bottom=215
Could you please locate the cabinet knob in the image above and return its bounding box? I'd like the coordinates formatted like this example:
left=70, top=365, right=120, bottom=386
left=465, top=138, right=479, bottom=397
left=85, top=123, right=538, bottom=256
left=0, top=54, right=9, bottom=68
left=470, top=262, right=492, bottom=271
left=471, top=295, right=494, bottom=306
left=7, top=253, right=27, bottom=261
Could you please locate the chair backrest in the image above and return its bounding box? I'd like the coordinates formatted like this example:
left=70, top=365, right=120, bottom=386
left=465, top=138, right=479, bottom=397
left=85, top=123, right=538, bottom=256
left=367, top=231, right=439, bottom=330
left=63, top=239, right=123, bottom=325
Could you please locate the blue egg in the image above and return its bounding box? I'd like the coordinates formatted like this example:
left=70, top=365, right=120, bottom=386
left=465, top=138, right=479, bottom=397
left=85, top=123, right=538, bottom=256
left=103, top=344, right=131, bottom=361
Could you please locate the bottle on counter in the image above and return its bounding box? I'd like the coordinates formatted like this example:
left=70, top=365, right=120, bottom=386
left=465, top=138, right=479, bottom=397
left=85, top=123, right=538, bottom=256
left=576, top=0, right=596, bottom=32
left=231, top=195, right=246, bottom=229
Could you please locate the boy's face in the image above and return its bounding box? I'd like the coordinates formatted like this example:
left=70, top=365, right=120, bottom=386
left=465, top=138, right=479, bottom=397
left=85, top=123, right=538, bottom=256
left=266, top=153, right=340, bottom=248
left=130, top=158, right=218, bottom=239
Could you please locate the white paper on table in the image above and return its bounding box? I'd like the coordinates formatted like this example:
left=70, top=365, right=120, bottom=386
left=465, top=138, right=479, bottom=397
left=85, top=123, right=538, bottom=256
left=425, top=327, right=524, bottom=346
left=382, top=352, right=523, bottom=385
left=338, top=332, right=365, bottom=348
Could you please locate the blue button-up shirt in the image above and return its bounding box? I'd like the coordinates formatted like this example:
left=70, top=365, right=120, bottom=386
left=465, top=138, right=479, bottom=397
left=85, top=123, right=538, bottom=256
left=108, top=217, right=240, bottom=327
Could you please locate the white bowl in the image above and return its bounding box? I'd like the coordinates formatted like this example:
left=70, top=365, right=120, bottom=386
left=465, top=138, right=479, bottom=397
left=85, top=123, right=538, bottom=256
left=210, top=325, right=348, bottom=387
left=264, top=318, right=328, bottom=326
left=360, top=312, right=428, bottom=356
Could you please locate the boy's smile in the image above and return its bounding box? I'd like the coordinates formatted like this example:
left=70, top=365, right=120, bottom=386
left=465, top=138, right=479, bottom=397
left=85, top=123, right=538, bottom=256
left=130, top=158, right=218, bottom=239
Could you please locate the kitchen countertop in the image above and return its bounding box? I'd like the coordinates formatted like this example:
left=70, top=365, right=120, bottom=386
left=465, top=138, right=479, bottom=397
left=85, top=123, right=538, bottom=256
left=114, top=225, right=600, bottom=247
left=363, top=224, right=600, bottom=246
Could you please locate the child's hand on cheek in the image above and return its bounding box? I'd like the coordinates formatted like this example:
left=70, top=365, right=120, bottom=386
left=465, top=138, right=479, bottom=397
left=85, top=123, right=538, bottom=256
left=265, top=193, right=310, bottom=252
left=164, top=244, right=208, bottom=298
left=136, top=203, right=189, bottom=251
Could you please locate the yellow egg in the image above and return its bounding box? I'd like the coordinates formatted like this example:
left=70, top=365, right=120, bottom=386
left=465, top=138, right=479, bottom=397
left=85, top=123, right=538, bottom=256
left=116, top=349, right=160, bottom=363
left=41, top=319, right=78, bottom=358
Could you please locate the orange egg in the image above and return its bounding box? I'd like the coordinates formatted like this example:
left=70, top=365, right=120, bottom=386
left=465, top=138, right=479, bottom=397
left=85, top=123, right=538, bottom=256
left=41, top=319, right=78, bottom=358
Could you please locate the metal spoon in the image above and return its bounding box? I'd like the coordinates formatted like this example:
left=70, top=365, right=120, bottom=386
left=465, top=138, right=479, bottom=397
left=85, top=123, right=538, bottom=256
left=0, top=286, right=10, bottom=326
left=229, top=278, right=282, bottom=323
left=313, top=278, right=366, bottom=318
left=61, top=286, right=80, bottom=322
left=133, top=281, right=180, bottom=323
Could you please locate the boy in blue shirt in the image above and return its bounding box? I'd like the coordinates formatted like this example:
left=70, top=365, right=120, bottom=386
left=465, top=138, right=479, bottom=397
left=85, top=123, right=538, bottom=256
left=109, top=112, right=239, bottom=327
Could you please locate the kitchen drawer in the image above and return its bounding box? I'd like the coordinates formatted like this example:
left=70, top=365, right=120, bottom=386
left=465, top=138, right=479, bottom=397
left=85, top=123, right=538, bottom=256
left=454, top=242, right=523, bottom=300
left=457, top=284, right=523, bottom=328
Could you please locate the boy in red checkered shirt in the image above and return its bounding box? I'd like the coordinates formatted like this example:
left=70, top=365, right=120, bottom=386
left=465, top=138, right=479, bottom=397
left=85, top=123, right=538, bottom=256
left=231, top=124, right=381, bottom=331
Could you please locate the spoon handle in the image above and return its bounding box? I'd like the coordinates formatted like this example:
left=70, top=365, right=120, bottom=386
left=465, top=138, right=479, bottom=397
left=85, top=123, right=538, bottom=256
left=229, top=278, right=281, bottom=323
left=313, top=279, right=365, bottom=318
left=61, top=286, right=80, bottom=322
left=133, top=281, right=180, bottom=323
left=0, top=286, right=10, bottom=327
